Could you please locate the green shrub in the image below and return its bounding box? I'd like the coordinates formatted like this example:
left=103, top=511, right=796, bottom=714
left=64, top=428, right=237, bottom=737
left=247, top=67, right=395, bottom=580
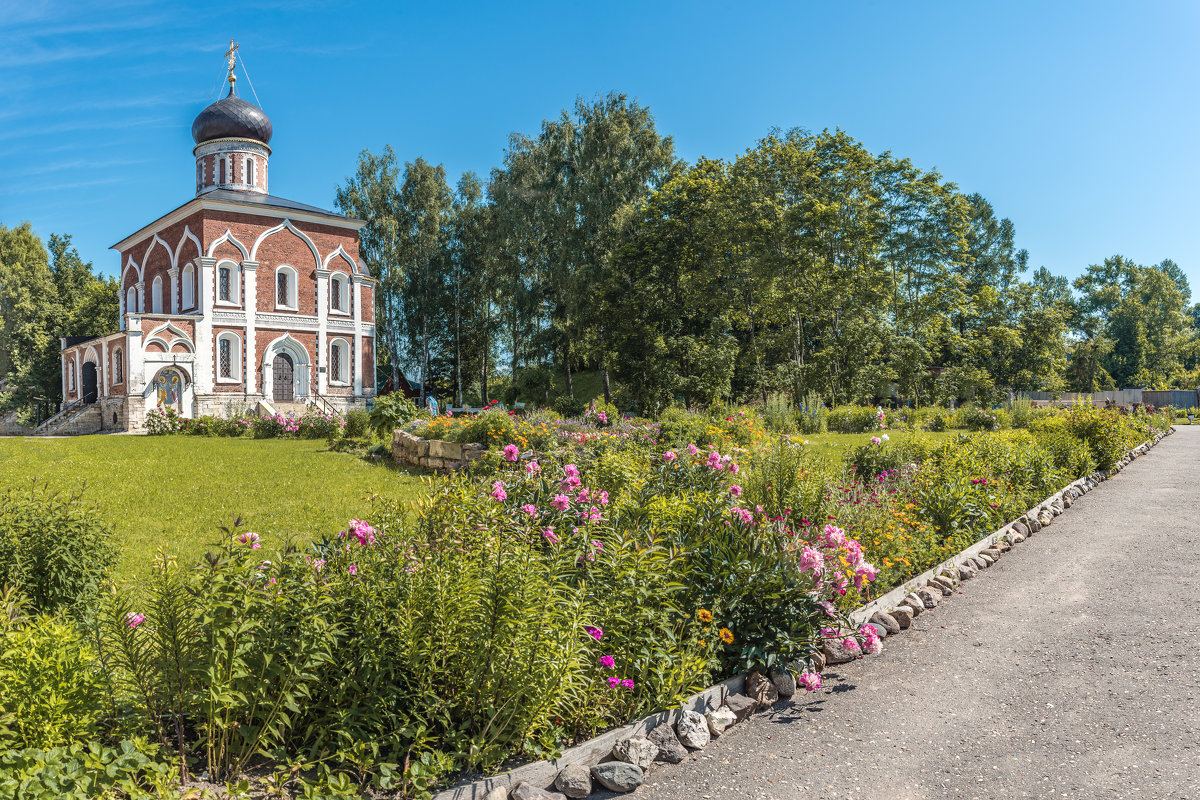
left=369, top=393, right=421, bottom=435
left=299, top=408, right=344, bottom=439
left=1062, top=403, right=1133, bottom=471
left=827, top=406, right=883, bottom=433
left=345, top=409, right=371, bottom=439
left=657, top=407, right=715, bottom=448
left=1007, top=394, right=1033, bottom=428
left=0, top=606, right=104, bottom=750
left=0, top=485, right=116, bottom=616
left=954, top=405, right=1002, bottom=431
left=925, top=412, right=947, bottom=432
left=741, top=437, right=835, bottom=521
left=847, top=436, right=934, bottom=478
left=553, top=394, right=588, bottom=418
left=0, top=739, right=178, bottom=799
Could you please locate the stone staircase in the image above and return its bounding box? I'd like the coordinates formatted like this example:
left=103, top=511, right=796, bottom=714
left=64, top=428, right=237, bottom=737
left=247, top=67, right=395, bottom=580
left=257, top=399, right=311, bottom=417
left=33, top=403, right=102, bottom=436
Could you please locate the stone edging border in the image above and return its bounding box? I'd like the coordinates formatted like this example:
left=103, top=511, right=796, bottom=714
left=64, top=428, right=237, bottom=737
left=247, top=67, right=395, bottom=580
left=433, top=429, right=1172, bottom=800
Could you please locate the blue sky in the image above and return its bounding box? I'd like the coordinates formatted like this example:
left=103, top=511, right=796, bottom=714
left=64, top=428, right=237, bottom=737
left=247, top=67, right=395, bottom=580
left=3, top=0, right=1199, bottom=289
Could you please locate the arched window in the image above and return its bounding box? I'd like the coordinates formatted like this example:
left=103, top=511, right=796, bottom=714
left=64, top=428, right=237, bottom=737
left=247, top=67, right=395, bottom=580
left=113, top=347, right=124, bottom=384
left=275, top=266, right=298, bottom=310
left=68, top=361, right=76, bottom=392
left=217, top=332, right=242, bottom=381
left=245, top=157, right=255, bottom=187
left=125, top=286, right=137, bottom=315
left=329, top=338, right=350, bottom=384
left=217, top=263, right=237, bottom=304
left=151, top=276, right=163, bottom=313
left=181, top=264, right=195, bottom=309
left=330, top=273, right=349, bottom=314
left=219, top=157, right=227, bottom=184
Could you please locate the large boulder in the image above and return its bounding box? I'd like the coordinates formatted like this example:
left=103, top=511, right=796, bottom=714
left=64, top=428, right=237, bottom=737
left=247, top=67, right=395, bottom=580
left=870, top=611, right=901, bottom=635
left=554, top=765, right=592, bottom=799
left=705, top=706, right=737, bottom=737
left=748, top=671, right=780, bottom=708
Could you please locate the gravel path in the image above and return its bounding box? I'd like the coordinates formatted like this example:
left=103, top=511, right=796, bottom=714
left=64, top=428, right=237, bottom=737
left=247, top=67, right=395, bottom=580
left=632, top=427, right=1200, bottom=800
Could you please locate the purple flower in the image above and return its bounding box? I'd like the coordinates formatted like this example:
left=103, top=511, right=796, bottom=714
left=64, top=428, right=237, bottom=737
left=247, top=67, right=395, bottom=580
left=520, top=504, right=540, bottom=518
left=620, top=678, right=634, bottom=689
left=126, top=612, right=145, bottom=629
left=598, top=655, right=615, bottom=669
left=503, top=443, right=519, bottom=462
left=585, top=625, right=604, bottom=641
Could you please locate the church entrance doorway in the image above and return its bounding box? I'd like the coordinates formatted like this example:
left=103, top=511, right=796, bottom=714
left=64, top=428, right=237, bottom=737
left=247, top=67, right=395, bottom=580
left=273, top=353, right=294, bottom=402
left=81, top=362, right=98, bottom=404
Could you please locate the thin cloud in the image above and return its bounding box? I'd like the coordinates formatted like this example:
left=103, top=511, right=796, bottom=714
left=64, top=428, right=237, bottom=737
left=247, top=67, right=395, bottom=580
left=7, top=157, right=154, bottom=179
left=0, top=116, right=176, bottom=143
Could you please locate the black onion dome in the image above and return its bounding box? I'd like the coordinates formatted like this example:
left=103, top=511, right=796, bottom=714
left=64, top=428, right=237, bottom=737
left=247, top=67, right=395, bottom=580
left=191, top=84, right=272, bottom=145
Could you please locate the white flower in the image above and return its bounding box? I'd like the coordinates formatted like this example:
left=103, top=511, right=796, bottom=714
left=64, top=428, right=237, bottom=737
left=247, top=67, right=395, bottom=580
left=881, top=434, right=890, bottom=442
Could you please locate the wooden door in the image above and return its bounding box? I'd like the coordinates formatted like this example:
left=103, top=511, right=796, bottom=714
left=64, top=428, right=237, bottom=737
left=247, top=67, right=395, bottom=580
left=273, top=354, right=294, bottom=402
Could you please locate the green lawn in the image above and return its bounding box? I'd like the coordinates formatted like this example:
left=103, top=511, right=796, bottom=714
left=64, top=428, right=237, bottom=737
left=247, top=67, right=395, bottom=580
left=794, top=428, right=959, bottom=464
left=0, top=436, right=425, bottom=582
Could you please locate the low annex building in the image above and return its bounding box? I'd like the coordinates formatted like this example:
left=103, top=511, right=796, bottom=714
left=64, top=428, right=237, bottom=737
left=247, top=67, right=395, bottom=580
left=58, top=59, right=375, bottom=432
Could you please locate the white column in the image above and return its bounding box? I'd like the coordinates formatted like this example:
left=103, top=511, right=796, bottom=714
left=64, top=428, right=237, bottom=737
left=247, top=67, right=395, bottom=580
left=127, top=323, right=145, bottom=391
left=168, top=266, right=180, bottom=314
left=316, top=268, right=330, bottom=394
left=194, top=257, right=216, bottom=395
left=352, top=276, right=365, bottom=397
left=136, top=283, right=145, bottom=314
left=59, top=338, right=68, bottom=400
left=100, top=339, right=109, bottom=398
left=242, top=261, right=259, bottom=395
left=118, top=291, right=126, bottom=332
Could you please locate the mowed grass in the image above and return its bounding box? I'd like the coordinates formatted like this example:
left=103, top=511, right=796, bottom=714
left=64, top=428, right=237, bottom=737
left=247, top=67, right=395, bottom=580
left=0, top=436, right=426, bottom=581
left=791, top=429, right=960, bottom=465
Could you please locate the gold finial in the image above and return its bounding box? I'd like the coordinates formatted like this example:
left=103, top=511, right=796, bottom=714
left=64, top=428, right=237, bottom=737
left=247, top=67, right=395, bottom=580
left=225, top=38, right=239, bottom=88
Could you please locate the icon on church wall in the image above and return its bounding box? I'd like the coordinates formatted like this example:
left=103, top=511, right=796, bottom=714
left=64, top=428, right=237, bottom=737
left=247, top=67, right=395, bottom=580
left=154, top=369, right=184, bottom=411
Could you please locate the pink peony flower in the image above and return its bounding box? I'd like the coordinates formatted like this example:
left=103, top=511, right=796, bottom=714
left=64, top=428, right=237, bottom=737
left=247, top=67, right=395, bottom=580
left=237, top=532, right=261, bottom=549
left=606, top=676, right=621, bottom=688
left=662, top=450, right=678, bottom=462
left=491, top=481, right=507, bottom=502
left=563, top=464, right=580, bottom=478
left=798, top=672, right=822, bottom=692
left=542, top=527, right=559, bottom=545
left=798, top=546, right=824, bottom=575
left=817, top=600, right=836, bottom=618
left=598, top=655, right=615, bottom=669
left=687, top=443, right=700, bottom=455
left=313, top=559, right=326, bottom=572
left=730, top=484, right=743, bottom=497
left=585, top=625, right=604, bottom=641
left=349, top=519, right=376, bottom=546
left=841, top=636, right=861, bottom=652
left=525, top=460, right=541, bottom=474
left=560, top=475, right=582, bottom=491
left=705, top=452, right=723, bottom=470
left=870, top=436, right=881, bottom=445
left=864, top=636, right=883, bottom=655
left=520, top=504, right=540, bottom=518
left=551, top=494, right=570, bottom=511
left=621, top=678, right=634, bottom=689
left=126, top=612, right=145, bottom=629
left=729, top=462, right=740, bottom=475
left=348, top=564, right=358, bottom=576
left=503, top=443, right=520, bottom=462
left=731, top=507, right=753, bottom=525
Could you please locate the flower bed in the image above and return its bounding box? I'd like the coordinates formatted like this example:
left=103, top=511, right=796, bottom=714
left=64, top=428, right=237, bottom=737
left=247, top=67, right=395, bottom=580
left=0, top=404, right=1171, bottom=798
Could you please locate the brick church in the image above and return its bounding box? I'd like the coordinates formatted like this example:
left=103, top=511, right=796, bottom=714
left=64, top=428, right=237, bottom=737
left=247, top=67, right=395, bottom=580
left=58, top=54, right=376, bottom=432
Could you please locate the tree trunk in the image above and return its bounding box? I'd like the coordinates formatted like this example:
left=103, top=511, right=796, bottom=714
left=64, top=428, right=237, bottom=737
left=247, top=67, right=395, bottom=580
left=601, top=363, right=611, bottom=405
left=564, top=344, right=574, bottom=399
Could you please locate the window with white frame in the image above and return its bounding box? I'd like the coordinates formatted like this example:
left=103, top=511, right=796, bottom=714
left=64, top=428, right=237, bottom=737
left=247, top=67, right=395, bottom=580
left=68, top=362, right=75, bottom=392
left=329, top=339, right=349, bottom=384
left=330, top=273, right=349, bottom=314
left=245, top=157, right=255, bottom=187
left=113, top=347, right=123, bottom=384
left=275, top=266, right=298, bottom=310
left=151, top=276, right=163, bottom=313
left=219, top=157, right=227, bottom=184
left=217, top=263, right=236, bottom=304
left=125, top=286, right=137, bottom=315
left=182, top=264, right=195, bottom=309
left=217, top=332, right=241, bottom=381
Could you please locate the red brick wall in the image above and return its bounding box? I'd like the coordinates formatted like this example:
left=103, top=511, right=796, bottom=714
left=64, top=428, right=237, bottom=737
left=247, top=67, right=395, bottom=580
left=362, top=339, right=375, bottom=389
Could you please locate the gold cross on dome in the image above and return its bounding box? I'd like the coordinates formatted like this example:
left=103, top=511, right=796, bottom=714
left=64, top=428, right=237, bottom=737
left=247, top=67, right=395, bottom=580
left=225, top=38, right=239, bottom=86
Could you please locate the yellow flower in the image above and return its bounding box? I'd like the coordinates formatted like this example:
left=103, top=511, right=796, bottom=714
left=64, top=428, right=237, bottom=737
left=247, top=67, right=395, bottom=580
left=698, top=608, right=713, bottom=624
left=719, top=628, right=734, bottom=645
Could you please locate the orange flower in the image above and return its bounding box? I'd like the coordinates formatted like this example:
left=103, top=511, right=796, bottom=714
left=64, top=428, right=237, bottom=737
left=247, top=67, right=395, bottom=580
left=719, top=628, right=734, bottom=645
left=698, top=608, right=713, bottom=624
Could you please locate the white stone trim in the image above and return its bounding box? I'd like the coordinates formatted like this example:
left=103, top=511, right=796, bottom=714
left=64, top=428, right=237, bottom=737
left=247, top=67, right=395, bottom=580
left=321, top=244, right=357, bottom=273
left=168, top=265, right=180, bottom=314
left=181, top=263, right=196, bottom=310
left=328, top=336, right=351, bottom=385
left=273, top=264, right=299, bottom=311
left=144, top=233, right=174, bottom=269
left=206, top=229, right=250, bottom=260
left=261, top=333, right=311, bottom=401
left=353, top=276, right=363, bottom=396
left=151, top=276, right=164, bottom=313
left=214, top=259, right=241, bottom=306
left=328, top=270, right=351, bottom=315
left=243, top=262, right=259, bottom=394
left=215, top=331, right=243, bottom=383
left=174, top=226, right=202, bottom=265
left=112, top=197, right=363, bottom=253
left=251, top=218, right=321, bottom=267
left=255, top=313, right=318, bottom=331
